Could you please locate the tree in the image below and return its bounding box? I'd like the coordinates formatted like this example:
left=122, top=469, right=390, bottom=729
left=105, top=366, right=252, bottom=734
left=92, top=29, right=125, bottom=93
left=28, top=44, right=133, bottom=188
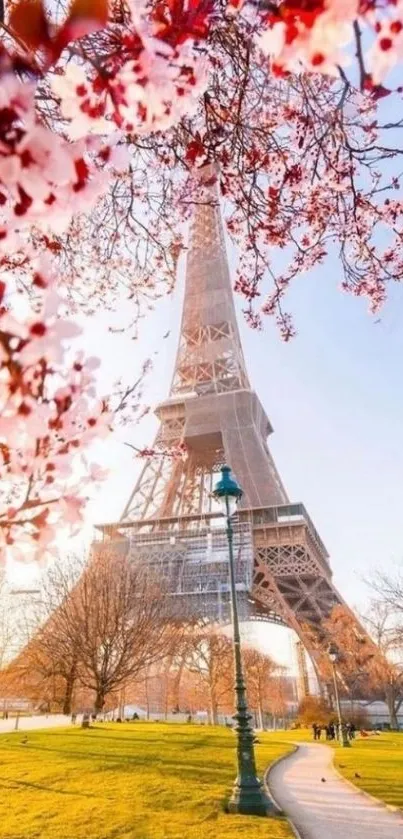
left=20, top=0, right=403, bottom=338
left=0, top=555, right=85, bottom=712
left=7, top=556, right=86, bottom=714
left=242, top=646, right=278, bottom=729
left=297, top=696, right=333, bottom=728
left=3, top=550, right=177, bottom=714
left=269, top=673, right=294, bottom=723
left=366, top=578, right=403, bottom=729
left=323, top=605, right=377, bottom=708
left=0, top=583, right=14, bottom=672
left=183, top=626, right=233, bottom=724
left=371, top=568, right=403, bottom=629
left=125, top=665, right=157, bottom=719
left=319, top=601, right=403, bottom=729
left=67, top=550, right=177, bottom=713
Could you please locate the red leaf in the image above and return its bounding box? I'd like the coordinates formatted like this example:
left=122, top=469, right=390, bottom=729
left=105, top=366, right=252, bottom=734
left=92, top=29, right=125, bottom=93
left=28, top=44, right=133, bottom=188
left=185, top=138, right=206, bottom=164
left=50, top=0, right=108, bottom=60
left=371, top=84, right=391, bottom=100
left=8, top=0, right=51, bottom=50
left=68, top=0, right=108, bottom=26
left=153, top=0, right=213, bottom=46
left=0, top=281, right=6, bottom=304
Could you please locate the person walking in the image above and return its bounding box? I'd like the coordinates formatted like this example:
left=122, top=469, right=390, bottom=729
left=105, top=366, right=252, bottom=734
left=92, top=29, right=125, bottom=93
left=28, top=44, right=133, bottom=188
left=312, top=723, right=318, bottom=741
left=316, top=726, right=322, bottom=740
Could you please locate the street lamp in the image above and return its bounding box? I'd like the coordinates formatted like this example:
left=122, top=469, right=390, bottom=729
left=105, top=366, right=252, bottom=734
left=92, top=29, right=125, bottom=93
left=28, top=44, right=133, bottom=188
left=328, top=644, right=350, bottom=748
left=213, top=466, right=274, bottom=817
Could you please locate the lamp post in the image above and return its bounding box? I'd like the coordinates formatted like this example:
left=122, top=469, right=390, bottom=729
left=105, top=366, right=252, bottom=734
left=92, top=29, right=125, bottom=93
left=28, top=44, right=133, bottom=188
left=213, top=466, right=274, bottom=817
left=328, top=644, right=350, bottom=748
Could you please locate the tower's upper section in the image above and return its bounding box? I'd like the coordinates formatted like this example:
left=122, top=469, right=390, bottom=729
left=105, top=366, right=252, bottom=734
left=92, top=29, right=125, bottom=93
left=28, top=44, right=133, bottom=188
left=170, top=166, right=249, bottom=397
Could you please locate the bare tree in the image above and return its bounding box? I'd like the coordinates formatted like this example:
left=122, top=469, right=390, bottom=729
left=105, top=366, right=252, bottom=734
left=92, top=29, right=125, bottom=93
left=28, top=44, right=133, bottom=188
left=183, top=626, right=233, bottom=724
left=318, top=599, right=403, bottom=729
left=371, top=569, right=403, bottom=628
left=0, top=555, right=86, bottom=713
left=365, top=598, right=403, bottom=730
left=0, top=584, right=13, bottom=672
left=66, top=551, right=176, bottom=713
left=243, top=647, right=279, bottom=730
left=2, top=551, right=177, bottom=715
left=323, top=606, right=377, bottom=709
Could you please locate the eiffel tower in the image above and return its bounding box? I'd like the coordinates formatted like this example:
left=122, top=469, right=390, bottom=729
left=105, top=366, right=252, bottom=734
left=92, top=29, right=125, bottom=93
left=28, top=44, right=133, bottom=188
left=95, top=166, right=349, bottom=665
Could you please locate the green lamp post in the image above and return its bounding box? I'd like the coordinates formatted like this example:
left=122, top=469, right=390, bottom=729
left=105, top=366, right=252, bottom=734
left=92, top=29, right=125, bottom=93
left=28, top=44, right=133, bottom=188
left=328, top=644, right=351, bottom=748
left=213, top=466, right=274, bottom=816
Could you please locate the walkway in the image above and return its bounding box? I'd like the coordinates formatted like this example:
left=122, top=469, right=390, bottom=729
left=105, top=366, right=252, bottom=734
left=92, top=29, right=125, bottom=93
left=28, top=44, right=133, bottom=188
left=269, top=743, right=403, bottom=839
left=0, top=714, right=69, bottom=734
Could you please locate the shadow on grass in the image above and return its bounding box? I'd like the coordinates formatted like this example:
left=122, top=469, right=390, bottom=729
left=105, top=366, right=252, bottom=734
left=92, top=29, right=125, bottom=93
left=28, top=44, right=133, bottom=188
left=7, top=730, right=217, bottom=751
left=0, top=741, right=233, bottom=785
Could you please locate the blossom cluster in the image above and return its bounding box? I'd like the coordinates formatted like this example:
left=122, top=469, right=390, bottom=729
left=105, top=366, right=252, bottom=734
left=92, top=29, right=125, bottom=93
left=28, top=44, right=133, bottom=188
left=256, top=0, right=403, bottom=86
left=0, top=261, right=110, bottom=566
left=0, top=0, right=211, bottom=565
left=0, top=75, right=128, bottom=251
left=50, top=0, right=209, bottom=140
left=51, top=38, right=208, bottom=140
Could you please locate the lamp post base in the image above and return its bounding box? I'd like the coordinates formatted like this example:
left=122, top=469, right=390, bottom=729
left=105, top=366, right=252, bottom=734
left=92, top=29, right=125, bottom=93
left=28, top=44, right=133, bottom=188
left=227, top=779, right=277, bottom=817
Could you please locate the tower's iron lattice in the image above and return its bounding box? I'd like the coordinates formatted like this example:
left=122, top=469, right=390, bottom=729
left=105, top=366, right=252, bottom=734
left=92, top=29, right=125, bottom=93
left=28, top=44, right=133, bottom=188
left=95, top=166, right=350, bottom=661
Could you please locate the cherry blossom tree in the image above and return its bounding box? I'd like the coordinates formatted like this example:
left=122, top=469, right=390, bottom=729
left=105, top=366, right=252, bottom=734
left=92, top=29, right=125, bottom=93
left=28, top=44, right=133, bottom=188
left=20, top=0, right=403, bottom=337
left=2, top=0, right=403, bottom=568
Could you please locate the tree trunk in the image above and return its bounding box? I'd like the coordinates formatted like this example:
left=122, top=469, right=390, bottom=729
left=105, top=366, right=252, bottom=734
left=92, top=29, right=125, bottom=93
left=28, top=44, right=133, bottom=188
left=62, top=674, right=75, bottom=716
left=386, top=693, right=399, bottom=729
left=163, top=662, right=170, bottom=720
left=257, top=701, right=264, bottom=731
left=94, top=690, right=105, bottom=714
left=385, top=685, right=400, bottom=730
left=172, top=660, right=184, bottom=710
left=209, top=692, right=218, bottom=725
left=62, top=662, right=77, bottom=715
left=144, top=671, right=150, bottom=720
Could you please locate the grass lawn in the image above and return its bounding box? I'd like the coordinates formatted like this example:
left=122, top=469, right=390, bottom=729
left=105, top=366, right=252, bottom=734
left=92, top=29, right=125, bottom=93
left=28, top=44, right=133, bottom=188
left=331, top=731, right=403, bottom=809
left=0, top=722, right=295, bottom=839
left=270, top=727, right=403, bottom=810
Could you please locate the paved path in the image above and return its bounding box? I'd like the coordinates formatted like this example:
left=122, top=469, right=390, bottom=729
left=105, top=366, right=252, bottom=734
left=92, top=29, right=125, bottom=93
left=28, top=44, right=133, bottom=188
left=0, top=714, right=69, bottom=734
left=269, top=743, right=403, bottom=839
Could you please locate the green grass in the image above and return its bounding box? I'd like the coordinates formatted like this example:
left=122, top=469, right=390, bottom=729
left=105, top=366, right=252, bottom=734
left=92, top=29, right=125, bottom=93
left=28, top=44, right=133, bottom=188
left=271, top=727, right=403, bottom=810
left=332, top=732, right=403, bottom=809
left=0, top=723, right=294, bottom=839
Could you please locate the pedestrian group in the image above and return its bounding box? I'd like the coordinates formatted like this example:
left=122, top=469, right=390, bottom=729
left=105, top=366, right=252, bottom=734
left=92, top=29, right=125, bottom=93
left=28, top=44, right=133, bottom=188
left=312, top=721, right=356, bottom=741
